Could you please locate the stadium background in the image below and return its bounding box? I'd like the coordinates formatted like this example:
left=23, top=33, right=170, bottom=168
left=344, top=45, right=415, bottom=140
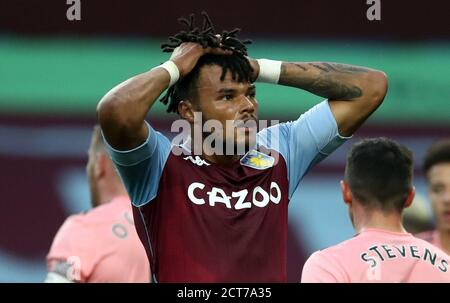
left=0, top=0, right=449, bottom=282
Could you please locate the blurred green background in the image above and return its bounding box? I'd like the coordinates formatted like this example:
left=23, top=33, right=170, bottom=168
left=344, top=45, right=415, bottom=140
left=2, top=38, right=449, bottom=124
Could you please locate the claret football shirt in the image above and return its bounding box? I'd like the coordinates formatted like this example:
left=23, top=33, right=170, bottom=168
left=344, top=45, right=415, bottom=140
left=105, top=100, right=348, bottom=282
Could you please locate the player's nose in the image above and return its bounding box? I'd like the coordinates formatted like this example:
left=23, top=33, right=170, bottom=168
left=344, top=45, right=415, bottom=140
left=238, top=95, right=256, bottom=115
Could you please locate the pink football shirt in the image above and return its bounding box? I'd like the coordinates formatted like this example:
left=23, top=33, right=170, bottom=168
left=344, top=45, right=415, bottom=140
left=47, top=196, right=150, bottom=282
left=301, top=228, right=450, bottom=283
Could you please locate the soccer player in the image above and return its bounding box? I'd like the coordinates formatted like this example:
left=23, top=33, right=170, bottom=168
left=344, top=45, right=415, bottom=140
left=301, top=138, right=450, bottom=283
left=97, top=13, right=387, bottom=282
left=46, top=126, right=150, bottom=283
left=417, top=139, right=450, bottom=255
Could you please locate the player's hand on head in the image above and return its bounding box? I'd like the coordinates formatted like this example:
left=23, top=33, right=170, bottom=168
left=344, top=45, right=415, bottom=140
left=169, top=42, right=232, bottom=79
left=245, top=56, right=260, bottom=82
left=206, top=46, right=233, bottom=56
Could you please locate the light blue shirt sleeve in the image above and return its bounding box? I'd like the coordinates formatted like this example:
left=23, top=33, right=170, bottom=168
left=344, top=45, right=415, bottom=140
left=102, top=121, right=171, bottom=207
left=257, top=100, right=350, bottom=199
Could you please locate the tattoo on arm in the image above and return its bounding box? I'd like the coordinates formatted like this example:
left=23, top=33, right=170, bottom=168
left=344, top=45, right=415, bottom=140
left=308, top=63, right=371, bottom=74
left=309, top=63, right=330, bottom=73
left=309, top=77, right=362, bottom=100
left=280, top=62, right=370, bottom=100
left=293, top=63, right=308, bottom=71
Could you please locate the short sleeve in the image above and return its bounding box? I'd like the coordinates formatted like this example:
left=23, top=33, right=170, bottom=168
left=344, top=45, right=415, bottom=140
left=46, top=216, right=98, bottom=282
left=257, top=100, right=350, bottom=199
left=301, top=251, right=344, bottom=283
left=103, top=121, right=171, bottom=206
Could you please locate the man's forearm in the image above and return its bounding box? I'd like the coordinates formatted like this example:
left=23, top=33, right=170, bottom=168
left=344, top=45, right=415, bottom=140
left=97, top=67, right=170, bottom=149
left=276, top=61, right=387, bottom=136
left=278, top=62, right=378, bottom=101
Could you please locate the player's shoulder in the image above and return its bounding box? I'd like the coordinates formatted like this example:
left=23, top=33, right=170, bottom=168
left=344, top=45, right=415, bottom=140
left=321, top=235, right=362, bottom=254
left=52, top=207, right=116, bottom=250
left=51, top=213, right=96, bottom=248
left=60, top=201, right=127, bottom=230
left=305, top=249, right=329, bottom=264
left=59, top=212, right=89, bottom=230
left=415, top=230, right=436, bottom=243
left=303, top=246, right=349, bottom=281
left=304, top=235, right=380, bottom=278
left=83, top=198, right=130, bottom=222
left=307, top=240, right=349, bottom=264
left=308, top=234, right=370, bottom=266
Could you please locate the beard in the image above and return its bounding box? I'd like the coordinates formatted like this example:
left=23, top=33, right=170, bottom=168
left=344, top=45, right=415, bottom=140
left=89, top=180, right=101, bottom=208
left=349, top=209, right=356, bottom=229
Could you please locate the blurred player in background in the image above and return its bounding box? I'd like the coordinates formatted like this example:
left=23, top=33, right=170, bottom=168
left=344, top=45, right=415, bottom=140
left=402, top=194, right=433, bottom=234
left=417, top=139, right=450, bottom=255
left=97, top=13, right=387, bottom=282
left=45, top=126, right=150, bottom=282
left=301, top=138, right=450, bottom=283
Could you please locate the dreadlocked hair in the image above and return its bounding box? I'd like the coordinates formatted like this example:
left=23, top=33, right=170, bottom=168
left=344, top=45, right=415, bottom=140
left=159, top=11, right=253, bottom=113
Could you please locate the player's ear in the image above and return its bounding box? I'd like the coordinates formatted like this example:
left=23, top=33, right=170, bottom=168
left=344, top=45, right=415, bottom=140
left=340, top=180, right=352, bottom=205
left=404, top=186, right=416, bottom=208
left=178, top=100, right=195, bottom=123
left=95, top=152, right=108, bottom=179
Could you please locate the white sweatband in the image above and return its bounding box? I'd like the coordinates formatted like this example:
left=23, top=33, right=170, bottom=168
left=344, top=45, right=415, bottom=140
left=158, top=61, right=180, bottom=87
left=256, top=59, right=282, bottom=84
